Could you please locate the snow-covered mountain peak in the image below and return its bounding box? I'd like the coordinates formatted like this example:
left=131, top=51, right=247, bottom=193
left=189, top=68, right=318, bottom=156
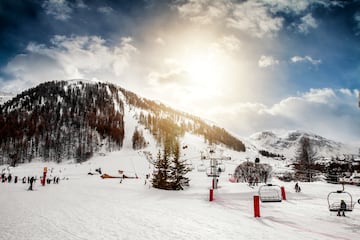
left=249, top=130, right=355, bottom=161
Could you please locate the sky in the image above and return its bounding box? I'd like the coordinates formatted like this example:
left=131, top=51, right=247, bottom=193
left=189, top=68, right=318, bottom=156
left=0, top=0, right=360, bottom=144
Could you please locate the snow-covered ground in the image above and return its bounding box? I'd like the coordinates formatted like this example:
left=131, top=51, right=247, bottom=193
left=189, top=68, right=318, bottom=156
left=1, top=142, right=360, bottom=240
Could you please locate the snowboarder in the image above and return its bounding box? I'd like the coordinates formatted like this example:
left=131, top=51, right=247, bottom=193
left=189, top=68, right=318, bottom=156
left=337, top=200, right=346, bottom=217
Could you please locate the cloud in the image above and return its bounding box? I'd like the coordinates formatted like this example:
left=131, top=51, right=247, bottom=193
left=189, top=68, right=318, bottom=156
left=262, top=0, right=345, bottom=15
left=302, top=88, right=335, bottom=103
left=291, top=55, right=321, bottom=65
left=42, top=0, right=72, bottom=21
left=175, top=0, right=344, bottom=38
left=227, top=1, right=283, bottom=38
left=176, top=0, right=230, bottom=25
left=148, top=70, right=189, bottom=85
left=147, top=58, right=190, bottom=86
left=98, top=6, right=114, bottom=15
left=208, top=88, right=360, bottom=142
left=297, top=13, right=318, bottom=34
left=220, top=35, right=242, bottom=51
left=1, top=35, right=137, bottom=92
left=258, top=55, right=279, bottom=68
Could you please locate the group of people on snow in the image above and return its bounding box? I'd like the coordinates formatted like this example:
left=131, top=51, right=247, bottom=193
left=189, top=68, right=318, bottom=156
left=1, top=171, right=61, bottom=191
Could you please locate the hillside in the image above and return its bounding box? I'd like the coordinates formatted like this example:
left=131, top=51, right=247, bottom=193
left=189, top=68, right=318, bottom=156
left=0, top=80, right=245, bottom=166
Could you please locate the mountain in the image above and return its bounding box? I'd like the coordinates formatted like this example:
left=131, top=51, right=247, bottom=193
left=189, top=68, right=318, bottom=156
left=249, top=130, right=355, bottom=161
left=0, top=80, right=245, bottom=166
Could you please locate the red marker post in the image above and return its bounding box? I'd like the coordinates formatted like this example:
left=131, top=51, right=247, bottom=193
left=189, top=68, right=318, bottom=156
left=281, top=186, right=286, bottom=200
left=209, top=188, right=214, bottom=201
left=254, top=195, right=260, bottom=217
left=42, top=167, right=47, bottom=186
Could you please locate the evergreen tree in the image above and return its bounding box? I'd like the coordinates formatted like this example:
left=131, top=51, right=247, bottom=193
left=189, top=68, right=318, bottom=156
left=152, top=135, right=190, bottom=190
left=152, top=149, right=172, bottom=190
left=169, top=140, right=190, bottom=190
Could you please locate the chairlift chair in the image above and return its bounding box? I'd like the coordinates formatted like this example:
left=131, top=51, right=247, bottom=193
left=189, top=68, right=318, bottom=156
left=258, top=184, right=282, bottom=203
left=327, top=188, right=355, bottom=212
left=206, top=167, right=219, bottom=177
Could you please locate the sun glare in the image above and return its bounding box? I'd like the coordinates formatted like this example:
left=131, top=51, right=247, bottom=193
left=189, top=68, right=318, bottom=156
left=184, top=53, right=224, bottom=89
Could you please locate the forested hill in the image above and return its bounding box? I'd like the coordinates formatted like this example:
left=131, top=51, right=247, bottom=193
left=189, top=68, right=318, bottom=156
left=0, top=80, right=245, bottom=166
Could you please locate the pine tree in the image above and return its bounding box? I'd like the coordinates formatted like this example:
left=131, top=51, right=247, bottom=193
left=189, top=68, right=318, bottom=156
left=169, top=140, right=190, bottom=190
left=152, top=136, right=190, bottom=190
left=152, top=149, right=172, bottom=190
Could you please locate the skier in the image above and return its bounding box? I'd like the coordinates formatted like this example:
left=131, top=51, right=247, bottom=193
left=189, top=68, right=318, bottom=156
left=28, top=176, right=35, bottom=191
left=337, top=200, right=346, bottom=217
left=295, top=182, right=301, bottom=192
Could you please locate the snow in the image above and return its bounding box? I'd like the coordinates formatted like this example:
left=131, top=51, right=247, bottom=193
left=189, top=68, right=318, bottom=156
left=1, top=142, right=360, bottom=240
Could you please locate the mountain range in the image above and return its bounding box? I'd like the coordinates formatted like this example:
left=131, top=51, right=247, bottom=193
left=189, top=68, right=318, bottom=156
left=0, top=79, right=356, bottom=166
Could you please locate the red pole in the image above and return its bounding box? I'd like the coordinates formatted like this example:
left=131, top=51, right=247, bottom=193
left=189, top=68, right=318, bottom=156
left=42, top=167, right=47, bottom=186
left=254, top=195, right=260, bottom=217
left=281, top=186, right=286, bottom=200
left=209, top=188, right=214, bottom=201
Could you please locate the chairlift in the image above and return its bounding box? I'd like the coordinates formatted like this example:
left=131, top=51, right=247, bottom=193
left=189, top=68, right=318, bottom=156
left=258, top=184, right=282, bottom=203
left=206, top=167, right=219, bottom=177
left=327, top=185, right=355, bottom=212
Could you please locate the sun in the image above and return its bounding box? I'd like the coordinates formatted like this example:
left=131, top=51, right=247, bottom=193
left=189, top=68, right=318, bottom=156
left=183, top=52, right=224, bottom=90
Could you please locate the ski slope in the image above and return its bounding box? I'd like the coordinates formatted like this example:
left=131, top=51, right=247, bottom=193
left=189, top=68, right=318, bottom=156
left=1, top=143, right=360, bottom=240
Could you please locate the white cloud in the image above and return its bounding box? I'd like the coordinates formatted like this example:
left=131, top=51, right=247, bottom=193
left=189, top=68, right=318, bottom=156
left=261, top=0, right=345, bottom=15
left=291, top=55, right=321, bottom=65
left=220, top=35, right=242, bottom=51
left=177, top=0, right=230, bottom=25
left=339, top=88, right=353, bottom=96
left=42, top=0, right=72, bottom=21
left=227, top=1, right=283, bottom=38
left=258, top=55, right=279, bottom=68
left=297, top=13, right=318, bottom=34
left=1, top=35, right=137, bottom=93
left=98, top=6, right=114, bottom=14
left=302, top=88, right=335, bottom=103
